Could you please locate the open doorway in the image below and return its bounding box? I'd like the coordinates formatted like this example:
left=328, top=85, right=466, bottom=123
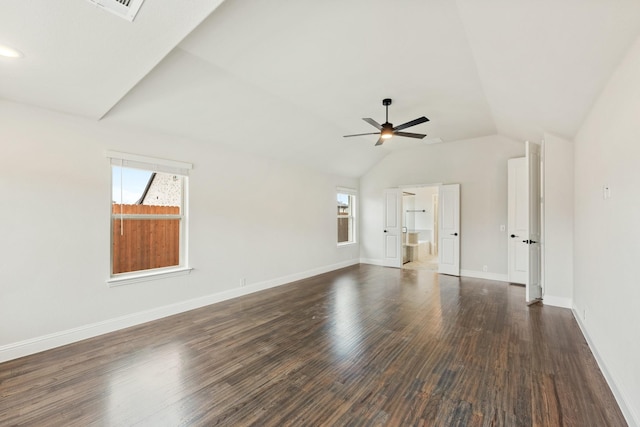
left=401, top=186, right=439, bottom=271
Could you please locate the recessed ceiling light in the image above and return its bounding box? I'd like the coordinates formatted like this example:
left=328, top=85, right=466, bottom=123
left=0, top=44, right=24, bottom=58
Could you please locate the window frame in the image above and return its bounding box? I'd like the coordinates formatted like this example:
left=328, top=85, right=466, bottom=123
left=337, top=187, right=357, bottom=246
left=106, top=151, right=192, bottom=286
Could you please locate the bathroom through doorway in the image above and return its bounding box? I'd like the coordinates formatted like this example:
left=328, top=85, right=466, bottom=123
left=401, top=185, right=439, bottom=271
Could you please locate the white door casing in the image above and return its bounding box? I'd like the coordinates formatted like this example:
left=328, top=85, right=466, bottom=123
left=382, top=188, right=403, bottom=268
left=438, top=184, right=460, bottom=276
left=526, top=141, right=542, bottom=302
left=508, top=157, right=528, bottom=284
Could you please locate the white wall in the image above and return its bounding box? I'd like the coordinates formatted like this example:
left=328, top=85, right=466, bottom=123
left=0, top=100, right=359, bottom=358
left=543, top=133, right=574, bottom=307
left=402, top=193, right=415, bottom=230
left=360, top=135, right=525, bottom=278
left=573, top=35, right=640, bottom=426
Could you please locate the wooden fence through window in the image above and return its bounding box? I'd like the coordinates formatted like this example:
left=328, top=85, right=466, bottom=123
left=112, top=204, right=180, bottom=274
left=338, top=205, right=351, bottom=243
left=338, top=217, right=350, bottom=243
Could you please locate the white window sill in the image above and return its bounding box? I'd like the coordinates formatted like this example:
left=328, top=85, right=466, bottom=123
left=337, top=242, right=357, bottom=247
left=107, top=267, right=193, bottom=287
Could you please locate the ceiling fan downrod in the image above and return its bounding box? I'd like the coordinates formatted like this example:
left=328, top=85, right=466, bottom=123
left=382, top=98, right=392, bottom=123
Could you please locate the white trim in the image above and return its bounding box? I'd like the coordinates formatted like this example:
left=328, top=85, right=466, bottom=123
left=460, top=269, right=509, bottom=282
left=109, top=158, right=190, bottom=281
left=0, top=259, right=359, bottom=363
left=398, top=182, right=443, bottom=189
left=182, top=176, right=190, bottom=276
left=106, top=150, right=192, bottom=175
left=541, top=295, right=572, bottom=308
left=337, top=192, right=357, bottom=244
left=337, top=242, right=358, bottom=248
left=112, top=214, right=182, bottom=220
left=540, top=139, right=547, bottom=300
left=107, top=267, right=192, bottom=287
left=572, top=309, right=639, bottom=427
left=336, top=186, right=357, bottom=195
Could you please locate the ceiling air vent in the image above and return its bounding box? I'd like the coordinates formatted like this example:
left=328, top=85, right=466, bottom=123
left=86, top=0, right=146, bottom=22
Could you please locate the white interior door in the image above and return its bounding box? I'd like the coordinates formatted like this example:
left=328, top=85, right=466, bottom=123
left=438, top=184, right=460, bottom=276
left=508, top=157, right=528, bottom=284
left=526, top=142, right=542, bottom=302
left=382, top=188, right=403, bottom=268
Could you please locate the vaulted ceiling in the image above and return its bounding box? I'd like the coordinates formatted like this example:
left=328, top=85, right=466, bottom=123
left=2, top=0, right=640, bottom=177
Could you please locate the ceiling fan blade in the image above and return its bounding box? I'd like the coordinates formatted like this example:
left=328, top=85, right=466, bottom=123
left=374, top=137, right=384, bottom=146
left=393, top=116, right=430, bottom=131
left=394, top=131, right=427, bottom=139
left=343, top=132, right=381, bottom=138
left=362, top=118, right=383, bottom=130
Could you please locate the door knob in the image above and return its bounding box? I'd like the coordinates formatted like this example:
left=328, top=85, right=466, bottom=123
left=451, top=232, right=458, bottom=236
left=510, top=234, right=518, bottom=238
left=383, top=230, right=388, bottom=233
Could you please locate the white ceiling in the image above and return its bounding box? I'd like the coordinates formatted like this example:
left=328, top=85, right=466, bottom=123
left=0, top=0, right=225, bottom=118
left=2, top=0, right=640, bottom=177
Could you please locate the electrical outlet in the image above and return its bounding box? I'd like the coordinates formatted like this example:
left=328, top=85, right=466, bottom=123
left=241, top=278, right=246, bottom=287
left=500, top=224, right=506, bottom=232
left=482, top=265, right=488, bottom=272
left=603, top=185, right=611, bottom=200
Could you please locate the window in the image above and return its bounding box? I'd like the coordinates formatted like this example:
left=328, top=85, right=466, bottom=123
left=107, top=151, right=192, bottom=284
left=337, top=189, right=356, bottom=245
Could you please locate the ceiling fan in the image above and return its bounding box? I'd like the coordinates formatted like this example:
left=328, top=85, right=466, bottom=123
left=344, top=98, right=429, bottom=146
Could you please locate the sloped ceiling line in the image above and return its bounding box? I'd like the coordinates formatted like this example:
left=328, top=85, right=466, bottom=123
left=2, top=0, right=640, bottom=176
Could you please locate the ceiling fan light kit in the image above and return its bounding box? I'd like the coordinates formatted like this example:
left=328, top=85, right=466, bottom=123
left=344, top=98, right=430, bottom=146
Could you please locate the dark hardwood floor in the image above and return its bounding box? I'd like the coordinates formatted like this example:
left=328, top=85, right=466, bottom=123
left=0, top=265, right=626, bottom=426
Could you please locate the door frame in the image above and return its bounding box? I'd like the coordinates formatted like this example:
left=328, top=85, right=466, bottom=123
left=525, top=141, right=543, bottom=303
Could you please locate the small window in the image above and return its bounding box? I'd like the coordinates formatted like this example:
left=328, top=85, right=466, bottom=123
left=107, top=151, right=191, bottom=281
left=337, top=190, right=356, bottom=245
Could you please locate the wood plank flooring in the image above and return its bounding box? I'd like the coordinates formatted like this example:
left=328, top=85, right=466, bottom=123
left=0, top=265, right=627, bottom=426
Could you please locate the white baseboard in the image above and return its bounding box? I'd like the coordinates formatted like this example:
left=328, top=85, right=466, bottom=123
left=460, top=269, right=509, bottom=282
left=542, top=295, right=572, bottom=308
left=572, top=308, right=639, bottom=427
left=0, top=259, right=360, bottom=364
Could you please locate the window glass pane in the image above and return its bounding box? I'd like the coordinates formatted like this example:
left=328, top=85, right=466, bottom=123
left=111, top=166, right=184, bottom=276
left=112, top=166, right=153, bottom=205
left=338, top=217, right=350, bottom=243
left=112, top=218, right=180, bottom=274
left=337, top=193, right=350, bottom=216
left=113, top=168, right=182, bottom=211
left=337, top=193, right=355, bottom=244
